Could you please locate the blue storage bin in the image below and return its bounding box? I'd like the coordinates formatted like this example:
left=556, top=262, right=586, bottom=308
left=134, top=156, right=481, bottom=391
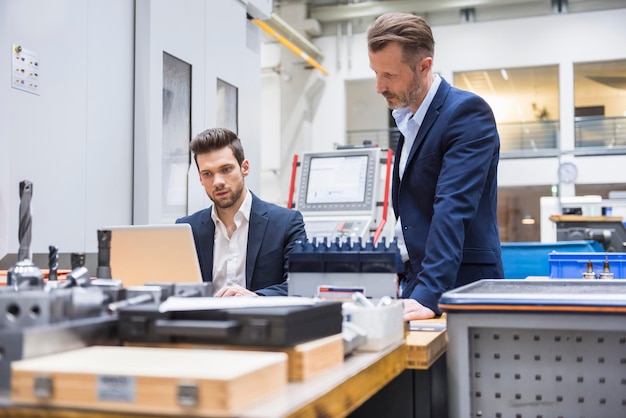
left=501, top=240, right=603, bottom=279
left=548, top=251, right=626, bottom=279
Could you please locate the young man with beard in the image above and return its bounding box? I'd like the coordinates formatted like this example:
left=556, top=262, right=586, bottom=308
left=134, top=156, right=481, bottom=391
left=367, top=12, right=504, bottom=320
left=176, top=128, right=306, bottom=296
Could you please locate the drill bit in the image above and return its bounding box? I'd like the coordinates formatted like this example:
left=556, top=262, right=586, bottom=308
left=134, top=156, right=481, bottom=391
left=17, top=180, right=33, bottom=262
left=8, top=180, right=43, bottom=289
left=48, top=245, right=59, bottom=281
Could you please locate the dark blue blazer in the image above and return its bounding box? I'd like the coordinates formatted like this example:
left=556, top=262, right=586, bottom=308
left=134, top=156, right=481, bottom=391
left=394, top=77, right=504, bottom=314
left=176, top=192, right=306, bottom=296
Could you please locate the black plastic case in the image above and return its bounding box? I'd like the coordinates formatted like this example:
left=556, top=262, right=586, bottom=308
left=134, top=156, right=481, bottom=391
left=118, top=301, right=343, bottom=347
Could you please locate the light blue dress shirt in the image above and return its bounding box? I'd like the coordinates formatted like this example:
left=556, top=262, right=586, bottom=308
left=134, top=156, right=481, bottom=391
left=392, top=74, right=442, bottom=263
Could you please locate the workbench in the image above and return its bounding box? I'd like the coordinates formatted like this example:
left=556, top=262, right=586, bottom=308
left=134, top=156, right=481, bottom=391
left=0, top=322, right=447, bottom=418
left=350, top=317, right=448, bottom=418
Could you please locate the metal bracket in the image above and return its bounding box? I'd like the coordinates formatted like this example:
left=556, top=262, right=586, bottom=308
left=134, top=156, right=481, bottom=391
left=33, top=375, right=53, bottom=398
left=177, top=382, right=198, bottom=407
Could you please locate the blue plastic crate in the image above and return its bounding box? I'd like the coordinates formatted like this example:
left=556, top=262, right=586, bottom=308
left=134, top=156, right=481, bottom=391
left=501, top=240, right=603, bottom=279
left=548, top=251, right=626, bottom=279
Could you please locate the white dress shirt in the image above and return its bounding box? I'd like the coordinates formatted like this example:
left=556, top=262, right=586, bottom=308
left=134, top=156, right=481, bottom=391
left=210, top=189, right=252, bottom=294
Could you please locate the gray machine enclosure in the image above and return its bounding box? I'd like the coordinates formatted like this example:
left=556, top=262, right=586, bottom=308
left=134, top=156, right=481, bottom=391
left=442, top=280, right=626, bottom=418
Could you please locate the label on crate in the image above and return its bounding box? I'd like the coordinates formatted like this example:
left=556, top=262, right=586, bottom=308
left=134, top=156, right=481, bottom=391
left=317, top=285, right=366, bottom=300
left=97, top=375, right=136, bottom=402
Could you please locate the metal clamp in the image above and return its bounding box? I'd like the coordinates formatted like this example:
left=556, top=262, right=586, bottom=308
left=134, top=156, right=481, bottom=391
left=33, top=375, right=53, bottom=399
left=177, top=382, right=198, bottom=407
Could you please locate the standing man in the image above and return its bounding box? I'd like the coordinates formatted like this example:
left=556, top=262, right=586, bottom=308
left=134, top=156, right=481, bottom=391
left=176, top=128, right=306, bottom=297
left=367, top=12, right=504, bottom=320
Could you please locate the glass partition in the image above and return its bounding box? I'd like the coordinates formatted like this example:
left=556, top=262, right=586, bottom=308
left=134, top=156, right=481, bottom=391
left=453, top=65, right=560, bottom=156
left=574, top=59, right=626, bottom=150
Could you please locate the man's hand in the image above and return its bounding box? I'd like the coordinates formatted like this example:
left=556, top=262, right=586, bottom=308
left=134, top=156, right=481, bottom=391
left=402, top=298, right=435, bottom=320
left=214, top=284, right=258, bottom=297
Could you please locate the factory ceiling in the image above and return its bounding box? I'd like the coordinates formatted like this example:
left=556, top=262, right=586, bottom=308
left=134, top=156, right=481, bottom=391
left=274, top=0, right=626, bottom=30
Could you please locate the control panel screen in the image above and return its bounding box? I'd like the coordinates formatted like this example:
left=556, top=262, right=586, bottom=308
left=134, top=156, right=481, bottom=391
left=305, top=155, right=368, bottom=204
left=296, top=148, right=380, bottom=213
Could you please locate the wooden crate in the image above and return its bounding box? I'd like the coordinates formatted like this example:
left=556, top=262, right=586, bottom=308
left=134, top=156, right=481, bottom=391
left=238, top=333, right=344, bottom=381
left=11, top=345, right=288, bottom=416
left=406, top=317, right=447, bottom=369
left=125, top=333, right=345, bottom=381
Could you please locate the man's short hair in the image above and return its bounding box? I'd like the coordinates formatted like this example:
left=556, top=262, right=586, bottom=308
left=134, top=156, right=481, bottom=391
left=367, top=12, right=435, bottom=68
left=189, top=128, right=245, bottom=167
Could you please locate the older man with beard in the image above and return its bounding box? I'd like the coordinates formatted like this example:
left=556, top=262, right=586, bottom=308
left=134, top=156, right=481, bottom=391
left=367, top=12, right=504, bottom=320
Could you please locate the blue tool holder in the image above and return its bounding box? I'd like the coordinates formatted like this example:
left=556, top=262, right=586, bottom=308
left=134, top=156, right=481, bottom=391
left=288, top=237, right=398, bottom=273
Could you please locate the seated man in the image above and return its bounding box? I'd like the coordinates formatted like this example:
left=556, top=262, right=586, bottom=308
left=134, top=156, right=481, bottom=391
left=176, top=128, right=306, bottom=296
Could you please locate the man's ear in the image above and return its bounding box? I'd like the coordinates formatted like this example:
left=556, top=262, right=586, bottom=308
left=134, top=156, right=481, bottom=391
left=241, top=159, right=250, bottom=177
left=420, top=57, right=433, bottom=73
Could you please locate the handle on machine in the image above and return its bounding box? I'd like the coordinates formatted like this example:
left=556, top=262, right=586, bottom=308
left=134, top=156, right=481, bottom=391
left=154, top=319, right=241, bottom=339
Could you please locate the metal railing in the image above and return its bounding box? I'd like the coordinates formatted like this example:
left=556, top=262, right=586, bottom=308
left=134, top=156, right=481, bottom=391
left=497, top=120, right=559, bottom=158
left=575, top=115, right=626, bottom=151
left=346, top=116, right=626, bottom=158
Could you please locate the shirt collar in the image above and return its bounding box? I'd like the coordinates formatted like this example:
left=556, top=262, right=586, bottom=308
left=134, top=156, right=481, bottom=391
left=239, top=189, right=252, bottom=221
left=210, top=188, right=252, bottom=225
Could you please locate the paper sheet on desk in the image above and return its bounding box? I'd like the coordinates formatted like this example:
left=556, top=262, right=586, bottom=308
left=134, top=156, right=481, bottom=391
left=159, top=296, right=318, bottom=312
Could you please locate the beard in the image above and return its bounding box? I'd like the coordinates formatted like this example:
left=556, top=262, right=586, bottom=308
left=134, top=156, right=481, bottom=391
left=211, top=181, right=245, bottom=209
left=383, top=74, right=423, bottom=110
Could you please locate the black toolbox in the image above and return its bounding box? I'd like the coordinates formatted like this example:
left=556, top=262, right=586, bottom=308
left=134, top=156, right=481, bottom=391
left=118, top=300, right=343, bottom=347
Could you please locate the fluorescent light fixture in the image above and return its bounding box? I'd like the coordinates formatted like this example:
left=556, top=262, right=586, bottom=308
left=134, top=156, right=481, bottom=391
left=500, top=68, right=509, bottom=81
left=265, top=13, right=324, bottom=62
left=253, top=16, right=328, bottom=76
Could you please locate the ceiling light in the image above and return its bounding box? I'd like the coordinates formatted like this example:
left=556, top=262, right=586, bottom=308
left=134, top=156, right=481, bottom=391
left=500, top=69, right=509, bottom=81
left=253, top=16, right=328, bottom=76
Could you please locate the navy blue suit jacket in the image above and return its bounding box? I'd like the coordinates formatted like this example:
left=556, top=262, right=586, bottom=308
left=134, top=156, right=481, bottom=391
left=394, top=77, right=504, bottom=314
left=176, top=192, right=306, bottom=296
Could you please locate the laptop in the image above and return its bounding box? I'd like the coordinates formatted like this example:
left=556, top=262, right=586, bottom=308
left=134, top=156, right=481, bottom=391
left=103, top=224, right=203, bottom=286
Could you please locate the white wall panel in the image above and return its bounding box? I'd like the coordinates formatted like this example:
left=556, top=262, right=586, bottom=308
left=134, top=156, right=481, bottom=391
left=134, top=0, right=262, bottom=223
left=0, top=0, right=134, bottom=258
left=0, top=1, right=11, bottom=259
left=1, top=0, right=263, bottom=263
left=133, top=0, right=207, bottom=224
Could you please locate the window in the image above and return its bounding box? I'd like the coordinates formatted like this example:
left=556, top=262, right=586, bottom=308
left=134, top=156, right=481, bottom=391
left=574, top=59, right=626, bottom=149
left=454, top=65, right=560, bottom=155
left=162, top=52, right=192, bottom=222
left=216, top=79, right=238, bottom=134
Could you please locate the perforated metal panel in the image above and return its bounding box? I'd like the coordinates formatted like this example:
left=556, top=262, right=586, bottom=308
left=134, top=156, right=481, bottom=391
left=442, top=279, right=626, bottom=418
left=469, top=327, right=626, bottom=418
left=446, top=312, right=626, bottom=418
